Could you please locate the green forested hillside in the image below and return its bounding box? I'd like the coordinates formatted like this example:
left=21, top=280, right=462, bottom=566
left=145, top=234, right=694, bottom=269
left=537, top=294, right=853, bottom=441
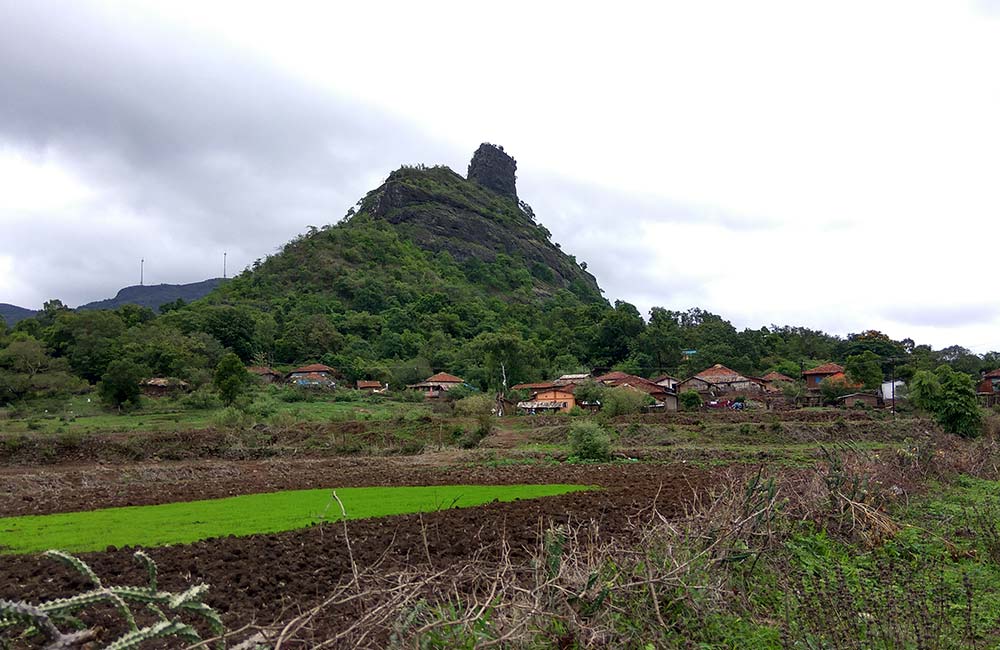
left=184, top=153, right=617, bottom=386
left=3, top=145, right=999, bottom=406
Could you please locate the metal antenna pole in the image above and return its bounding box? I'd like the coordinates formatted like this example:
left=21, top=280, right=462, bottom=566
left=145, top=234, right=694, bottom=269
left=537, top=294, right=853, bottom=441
left=223, top=252, right=227, bottom=279
left=140, top=259, right=144, bottom=286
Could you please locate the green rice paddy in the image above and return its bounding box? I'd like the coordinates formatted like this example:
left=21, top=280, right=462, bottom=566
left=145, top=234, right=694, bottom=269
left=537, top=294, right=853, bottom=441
left=0, top=484, right=594, bottom=554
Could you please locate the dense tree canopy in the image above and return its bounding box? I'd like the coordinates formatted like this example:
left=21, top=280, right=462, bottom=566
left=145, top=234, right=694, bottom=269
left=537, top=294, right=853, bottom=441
left=2, top=164, right=998, bottom=410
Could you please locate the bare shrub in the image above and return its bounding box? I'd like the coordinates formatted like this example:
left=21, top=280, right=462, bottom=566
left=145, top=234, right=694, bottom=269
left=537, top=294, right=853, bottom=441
left=2, top=550, right=222, bottom=649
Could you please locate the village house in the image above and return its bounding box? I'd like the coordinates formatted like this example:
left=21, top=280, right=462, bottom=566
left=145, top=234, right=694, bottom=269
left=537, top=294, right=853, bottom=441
left=651, top=374, right=680, bottom=391
left=691, top=363, right=765, bottom=397
left=511, top=381, right=557, bottom=392
left=838, top=392, right=879, bottom=409
left=140, top=377, right=190, bottom=398
left=517, top=387, right=577, bottom=414
left=407, top=372, right=465, bottom=398
left=553, top=373, right=591, bottom=386
left=593, top=371, right=678, bottom=411
left=978, top=369, right=1000, bottom=395
left=287, top=363, right=339, bottom=389
left=802, top=363, right=846, bottom=391
left=678, top=375, right=718, bottom=397
left=356, top=380, right=386, bottom=393
left=761, top=371, right=794, bottom=392
left=247, top=366, right=282, bottom=384
left=977, top=369, right=1000, bottom=406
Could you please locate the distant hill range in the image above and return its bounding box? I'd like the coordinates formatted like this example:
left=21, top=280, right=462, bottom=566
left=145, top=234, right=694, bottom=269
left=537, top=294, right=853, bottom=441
left=0, top=279, right=225, bottom=326
left=0, top=303, right=38, bottom=327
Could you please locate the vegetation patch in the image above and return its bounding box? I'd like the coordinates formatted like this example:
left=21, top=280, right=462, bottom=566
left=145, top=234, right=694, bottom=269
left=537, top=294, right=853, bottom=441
left=0, top=484, right=595, bottom=554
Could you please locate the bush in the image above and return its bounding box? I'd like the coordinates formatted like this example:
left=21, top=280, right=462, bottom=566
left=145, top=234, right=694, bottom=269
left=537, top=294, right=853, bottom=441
left=399, top=389, right=427, bottom=403
left=911, top=366, right=983, bottom=438
left=454, top=393, right=494, bottom=417
left=276, top=387, right=314, bottom=403
left=214, top=352, right=249, bottom=406
left=601, top=387, right=650, bottom=417
left=679, top=390, right=702, bottom=411
left=182, top=386, right=222, bottom=410
left=211, top=406, right=255, bottom=429
left=97, top=359, right=145, bottom=410
left=568, top=420, right=611, bottom=461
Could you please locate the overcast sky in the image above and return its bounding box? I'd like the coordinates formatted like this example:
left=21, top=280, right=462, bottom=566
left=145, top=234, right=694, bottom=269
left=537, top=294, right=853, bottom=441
left=2, top=1, right=999, bottom=351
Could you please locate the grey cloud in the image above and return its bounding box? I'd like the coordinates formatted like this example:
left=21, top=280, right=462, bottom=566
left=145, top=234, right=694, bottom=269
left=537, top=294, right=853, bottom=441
left=0, top=1, right=780, bottom=316
left=882, top=303, right=1000, bottom=328
left=519, top=173, right=767, bottom=316
left=0, top=1, right=458, bottom=307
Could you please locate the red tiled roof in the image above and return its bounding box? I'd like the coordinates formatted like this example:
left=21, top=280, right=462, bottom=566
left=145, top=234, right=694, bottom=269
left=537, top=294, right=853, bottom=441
left=694, top=364, right=746, bottom=381
left=803, top=363, right=845, bottom=376
left=426, top=372, right=463, bottom=383
left=290, top=363, right=336, bottom=374
left=593, top=371, right=631, bottom=383
left=296, top=372, right=334, bottom=382
left=651, top=374, right=679, bottom=383
left=356, top=380, right=382, bottom=389
left=512, top=381, right=556, bottom=391
left=985, top=369, right=1000, bottom=379
left=531, top=387, right=575, bottom=397
left=762, top=371, right=794, bottom=383
left=596, top=372, right=671, bottom=398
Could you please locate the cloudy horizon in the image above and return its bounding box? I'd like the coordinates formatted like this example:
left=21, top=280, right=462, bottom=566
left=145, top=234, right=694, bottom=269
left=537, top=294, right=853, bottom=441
left=2, top=0, right=999, bottom=352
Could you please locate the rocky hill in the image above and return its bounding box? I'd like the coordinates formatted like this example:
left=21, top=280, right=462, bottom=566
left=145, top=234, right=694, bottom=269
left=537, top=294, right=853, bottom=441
left=208, top=144, right=612, bottom=374
left=217, top=144, right=604, bottom=308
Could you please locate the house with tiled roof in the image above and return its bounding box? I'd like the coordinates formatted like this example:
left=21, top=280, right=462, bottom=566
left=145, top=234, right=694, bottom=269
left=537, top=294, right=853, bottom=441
left=977, top=369, right=1000, bottom=395
left=287, top=363, right=338, bottom=388
left=517, top=386, right=578, bottom=414
left=407, top=372, right=465, bottom=398
left=802, top=363, right=845, bottom=391
left=680, top=364, right=765, bottom=396
left=356, top=380, right=386, bottom=393
left=593, top=371, right=678, bottom=410
left=651, top=374, right=680, bottom=391
left=760, top=371, right=795, bottom=392
left=511, top=381, right=557, bottom=391
left=553, top=373, right=591, bottom=386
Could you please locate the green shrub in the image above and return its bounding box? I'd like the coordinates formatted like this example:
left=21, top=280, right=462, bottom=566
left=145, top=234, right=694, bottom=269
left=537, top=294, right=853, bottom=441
left=214, top=353, right=249, bottom=406
left=275, top=387, right=314, bottom=403
left=97, top=359, right=145, bottom=410
left=182, top=387, right=221, bottom=410
left=680, top=390, right=702, bottom=411
left=911, top=366, right=983, bottom=438
left=601, top=387, right=650, bottom=417
left=399, top=389, right=427, bottom=403
left=568, top=420, right=611, bottom=461
left=454, top=393, right=494, bottom=416
left=211, top=406, right=255, bottom=429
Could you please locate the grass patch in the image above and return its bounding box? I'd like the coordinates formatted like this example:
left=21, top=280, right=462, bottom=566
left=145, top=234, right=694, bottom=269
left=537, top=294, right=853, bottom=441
left=0, top=484, right=595, bottom=554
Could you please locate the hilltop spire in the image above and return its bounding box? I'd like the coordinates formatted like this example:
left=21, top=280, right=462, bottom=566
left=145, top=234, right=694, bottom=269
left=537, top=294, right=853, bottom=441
left=467, top=143, right=517, bottom=202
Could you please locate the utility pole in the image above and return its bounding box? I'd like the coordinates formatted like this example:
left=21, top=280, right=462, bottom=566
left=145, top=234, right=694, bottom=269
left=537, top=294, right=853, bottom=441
left=890, top=358, right=896, bottom=420
left=223, top=252, right=227, bottom=279
left=140, top=259, right=144, bottom=286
